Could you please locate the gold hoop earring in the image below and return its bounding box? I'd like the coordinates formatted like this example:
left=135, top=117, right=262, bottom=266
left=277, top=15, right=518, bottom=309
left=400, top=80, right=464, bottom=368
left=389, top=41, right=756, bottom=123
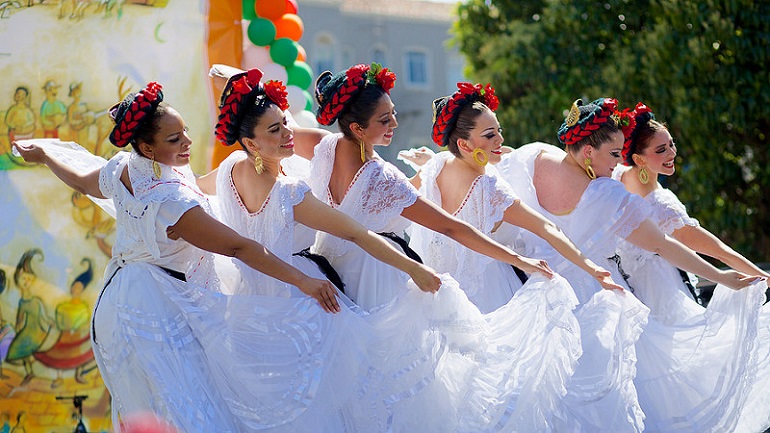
left=359, top=139, right=366, bottom=163
left=583, top=157, right=596, bottom=179
left=254, top=152, right=264, bottom=174
left=151, top=154, right=162, bottom=179
left=638, top=166, right=649, bottom=184
left=472, top=148, right=488, bottom=167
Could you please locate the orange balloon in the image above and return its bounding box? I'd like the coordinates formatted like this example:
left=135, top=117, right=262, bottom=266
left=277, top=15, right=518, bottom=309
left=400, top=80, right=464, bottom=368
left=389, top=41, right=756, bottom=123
left=274, top=13, right=303, bottom=41
left=296, top=44, right=306, bottom=62
left=255, top=0, right=286, bottom=21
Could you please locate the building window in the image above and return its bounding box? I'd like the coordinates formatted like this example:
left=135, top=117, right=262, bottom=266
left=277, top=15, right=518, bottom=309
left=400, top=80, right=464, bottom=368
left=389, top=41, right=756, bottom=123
left=404, top=50, right=429, bottom=87
left=313, top=34, right=335, bottom=75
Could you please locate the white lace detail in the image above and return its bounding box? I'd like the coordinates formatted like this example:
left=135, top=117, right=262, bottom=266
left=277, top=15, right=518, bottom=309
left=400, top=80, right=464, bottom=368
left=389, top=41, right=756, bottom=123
left=412, top=152, right=517, bottom=295
left=310, top=133, right=418, bottom=258
left=648, top=188, right=700, bottom=235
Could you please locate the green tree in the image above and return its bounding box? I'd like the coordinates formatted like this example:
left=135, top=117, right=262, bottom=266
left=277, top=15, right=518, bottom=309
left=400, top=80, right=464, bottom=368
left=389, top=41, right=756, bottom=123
left=454, top=0, right=770, bottom=260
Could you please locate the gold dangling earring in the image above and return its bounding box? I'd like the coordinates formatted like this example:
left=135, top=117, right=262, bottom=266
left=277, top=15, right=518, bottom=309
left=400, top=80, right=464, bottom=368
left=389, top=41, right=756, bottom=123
left=472, top=148, right=489, bottom=167
left=583, top=157, right=596, bottom=179
left=253, top=151, right=264, bottom=174
left=359, top=139, right=366, bottom=163
left=151, top=154, right=162, bottom=179
left=638, top=166, right=650, bottom=184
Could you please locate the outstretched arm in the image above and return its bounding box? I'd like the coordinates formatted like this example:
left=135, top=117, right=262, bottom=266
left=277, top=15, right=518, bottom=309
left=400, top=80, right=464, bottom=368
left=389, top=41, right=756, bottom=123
left=504, top=200, right=623, bottom=290
left=171, top=206, right=340, bottom=313
left=294, top=193, right=440, bottom=293
left=672, top=224, right=770, bottom=279
left=13, top=141, right=105, bottom=199
left=626, top=219, right=759, bottom=290
left=401, top=197, right=554, bottom=278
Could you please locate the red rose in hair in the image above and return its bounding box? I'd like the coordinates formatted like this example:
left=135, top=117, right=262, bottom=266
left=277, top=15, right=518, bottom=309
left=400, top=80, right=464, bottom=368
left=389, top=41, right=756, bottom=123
left=347, top=64, right=370, bottom=80
left=375, top=67, right=396, bottom=94
left=264, top=80, right=290, bottom=111
left=602, top=98, right=618, bottom=113
left=480, top=84, right=499, bottom=111
left=633, top=102, right=652, bottom=117
left=617, top=108, right=637, bottom=138
left=456, top=82, right=478, bottom=97
left=143, top=82, right=162, bottom=101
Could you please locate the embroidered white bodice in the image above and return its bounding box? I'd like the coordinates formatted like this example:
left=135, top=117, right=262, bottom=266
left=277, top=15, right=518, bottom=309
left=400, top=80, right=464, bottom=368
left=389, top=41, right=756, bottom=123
left=308, top=133, right=419, bottom=259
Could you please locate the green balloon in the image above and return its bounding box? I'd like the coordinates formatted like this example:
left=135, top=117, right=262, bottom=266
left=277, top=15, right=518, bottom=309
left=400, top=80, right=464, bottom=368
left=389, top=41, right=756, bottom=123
left=242, top=0, right=257, bottom=20
left=247, top=18, right=276, bottom=47
left=286, top=61, right=313, bottom=90
left=270, top=38, right=299, bottom=68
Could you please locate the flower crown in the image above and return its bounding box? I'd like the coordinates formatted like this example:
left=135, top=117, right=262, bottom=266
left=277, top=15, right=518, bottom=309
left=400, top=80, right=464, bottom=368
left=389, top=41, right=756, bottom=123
left=621, top=102, right=655, bottom=165
left=316, top=62, right=397, bottom=126
left=109, top=81, right=164, bottom=148
left=557, top=97, right=618, bottom=146
left=215, top=68, right=289, bottom=145
left=431, top=82, right=499, bottom=147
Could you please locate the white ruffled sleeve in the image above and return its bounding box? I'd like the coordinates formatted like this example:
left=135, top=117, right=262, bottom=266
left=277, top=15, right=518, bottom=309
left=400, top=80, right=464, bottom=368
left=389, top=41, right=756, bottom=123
left=649, top=189, right=700, bottom=235
left=359, top=161, right=419, bottom=231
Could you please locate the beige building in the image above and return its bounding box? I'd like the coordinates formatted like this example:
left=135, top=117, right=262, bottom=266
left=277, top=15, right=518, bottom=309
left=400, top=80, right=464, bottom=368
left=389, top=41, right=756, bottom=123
left=298, top=0, right=465, bottom=171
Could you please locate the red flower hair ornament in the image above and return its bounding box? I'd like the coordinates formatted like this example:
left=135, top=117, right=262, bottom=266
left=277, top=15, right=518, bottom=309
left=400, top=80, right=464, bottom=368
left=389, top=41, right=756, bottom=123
left=263, top=80, right=290, bottom=111
left=431, top=82, right=499, bottom=147
left=367, top=63, right=397, bottom=94
left=620, top=102, right=656, bottom=165
left=109, top=81, right=164, bottom=148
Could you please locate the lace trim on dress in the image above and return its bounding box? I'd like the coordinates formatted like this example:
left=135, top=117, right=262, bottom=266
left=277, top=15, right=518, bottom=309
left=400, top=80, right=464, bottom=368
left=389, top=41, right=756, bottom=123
left=311, top=134, right=418, bottom=258
left=648, top=188, right=700, bottom=235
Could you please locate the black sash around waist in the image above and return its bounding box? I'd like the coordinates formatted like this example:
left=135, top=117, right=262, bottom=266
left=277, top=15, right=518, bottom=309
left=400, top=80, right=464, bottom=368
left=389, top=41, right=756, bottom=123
left=608, top=254, right=634, bottom=293
left=293, top=248, right=346, bottom=294
left=377, top=232, right=423, bottom=264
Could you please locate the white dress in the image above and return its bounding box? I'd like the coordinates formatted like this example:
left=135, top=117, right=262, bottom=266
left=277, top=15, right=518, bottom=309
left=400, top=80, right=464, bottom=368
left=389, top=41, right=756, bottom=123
left=309, top=133, right=419, bottom=311
left=408, top=151, right=524, bottom=313
left=498, top=142, right=770, bottom=433
left=611, top=164, right=770, bottom=433
left=612, top=165, right=699, bottom=308
left=214, top=150, right=338, bottom=298
left=308, top=134, right=584, bottom=432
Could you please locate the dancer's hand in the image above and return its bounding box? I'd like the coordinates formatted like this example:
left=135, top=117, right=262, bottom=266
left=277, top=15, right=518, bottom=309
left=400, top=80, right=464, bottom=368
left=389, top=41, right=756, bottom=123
left=297, top=277, right=341, bottom=313
left=409, top=263, right=441, bottom=294
left=514, top=256, right=554, bottom=279
left=594, top=267, right=624, bottom=291
left=717, top=270, right=761, bottom=290
left=12, top=141, right=47, bottom=164
left=397, top=146, right=435, bottom=170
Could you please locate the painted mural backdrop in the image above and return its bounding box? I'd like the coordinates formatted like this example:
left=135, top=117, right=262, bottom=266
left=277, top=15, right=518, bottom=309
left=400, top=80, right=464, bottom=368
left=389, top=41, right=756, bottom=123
left=0, top=1, right=213, bottom=431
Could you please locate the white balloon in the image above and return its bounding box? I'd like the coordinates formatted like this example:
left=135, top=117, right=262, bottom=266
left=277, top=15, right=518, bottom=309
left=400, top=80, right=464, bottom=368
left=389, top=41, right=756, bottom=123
left=242, top=45, right=271, bottom=69
left=292, top=110, right=319, bottom=128
left=261, top=62, right=288, bottom=83
left=286, top=85, right=307, bottom=114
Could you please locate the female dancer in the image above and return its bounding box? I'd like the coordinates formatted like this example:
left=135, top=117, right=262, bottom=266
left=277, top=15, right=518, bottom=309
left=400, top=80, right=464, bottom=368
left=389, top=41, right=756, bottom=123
left=310, top=63, right=560, bottom=312
left=614, top=101, right=769, bottom=309
left=407, top=82, right=622, bottom=313
left=11, top=82, right=379, bottom=432
left=612, top=102, right=770, bottom=432
left=495, top=97, right=766, bottom=432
